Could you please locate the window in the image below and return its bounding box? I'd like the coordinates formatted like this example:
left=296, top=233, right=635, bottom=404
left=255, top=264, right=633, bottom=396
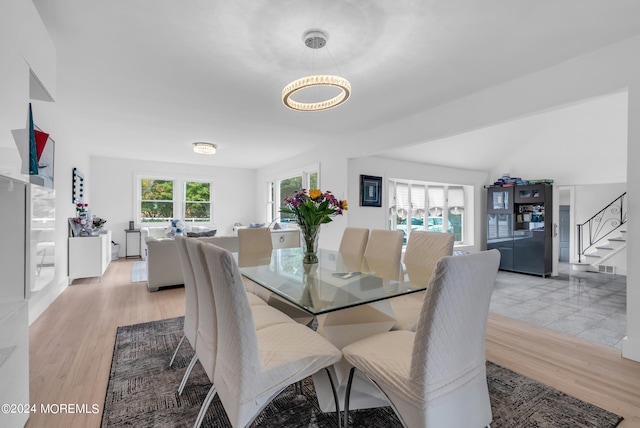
left=183, top=181, right=211, bottom=223
left=279, top=175, right=303, bottom=223
left=266, top=181, right=275, bottom=222
left=137, top=176, right=213, bottom=224
left=389, top=179, right=466, bottom=244
left=266, top=165, right=319, bottom=223
left=140, top=179, right=174, bottom=223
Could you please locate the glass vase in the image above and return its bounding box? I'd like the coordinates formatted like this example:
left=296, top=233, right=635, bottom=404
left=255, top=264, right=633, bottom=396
left=300, top=225, right=320, bottom=264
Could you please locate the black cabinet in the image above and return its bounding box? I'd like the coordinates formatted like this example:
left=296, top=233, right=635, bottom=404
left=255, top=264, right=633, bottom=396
left=486, top=184, right=552, bottom=277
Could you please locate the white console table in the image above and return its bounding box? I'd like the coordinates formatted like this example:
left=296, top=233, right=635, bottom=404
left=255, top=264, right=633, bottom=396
left=68, top=231, right=112, bottom=282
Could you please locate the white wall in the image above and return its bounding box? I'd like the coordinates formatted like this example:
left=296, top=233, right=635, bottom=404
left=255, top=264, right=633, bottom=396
left=574, top=183, right=627, bottom=224
left=487, top=91, right=628, bottom=186
left=90, top=156, right=256, bottom=256
left=623, top=79, right=640, bottom=361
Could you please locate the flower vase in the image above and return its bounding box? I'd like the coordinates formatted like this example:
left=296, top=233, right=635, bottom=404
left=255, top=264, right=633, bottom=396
left=300, top=225, right=320, bottom=264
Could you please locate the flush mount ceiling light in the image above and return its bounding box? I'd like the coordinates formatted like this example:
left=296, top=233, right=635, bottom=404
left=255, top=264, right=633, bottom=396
left=282, top=29, right=351, bottom=112
left=192, top=142, right=217, bottom=155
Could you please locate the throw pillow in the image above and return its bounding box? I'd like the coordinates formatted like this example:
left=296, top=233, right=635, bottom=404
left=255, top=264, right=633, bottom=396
left=186, top=230, right=217, bottom=238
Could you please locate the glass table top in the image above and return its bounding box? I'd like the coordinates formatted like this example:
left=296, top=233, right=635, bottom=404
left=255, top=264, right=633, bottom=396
left=236, top=247, right=432, bottom=315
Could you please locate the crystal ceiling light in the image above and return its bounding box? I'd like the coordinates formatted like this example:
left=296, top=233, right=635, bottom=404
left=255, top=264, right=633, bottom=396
left=282, top=30, right=351, bottom=112
left=192, top=142, right=217, bottom=155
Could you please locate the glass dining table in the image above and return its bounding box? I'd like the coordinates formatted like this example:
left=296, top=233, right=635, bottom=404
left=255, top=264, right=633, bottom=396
left=236, top=246, right=434, bottom=412
left=237, top=247, right=429, bottom=316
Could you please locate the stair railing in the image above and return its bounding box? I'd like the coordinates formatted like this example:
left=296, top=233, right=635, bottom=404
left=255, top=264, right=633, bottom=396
left=577, top=192, right=627, bottom=263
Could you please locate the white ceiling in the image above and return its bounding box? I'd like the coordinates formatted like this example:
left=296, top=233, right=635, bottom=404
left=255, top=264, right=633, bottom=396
left=32, top=0, right=640, bottom=170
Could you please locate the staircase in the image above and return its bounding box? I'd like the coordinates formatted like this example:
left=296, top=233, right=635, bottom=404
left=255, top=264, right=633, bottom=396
left=575, top=192, right=627, bottom=274
left=580, top=228, right=626, bottom=274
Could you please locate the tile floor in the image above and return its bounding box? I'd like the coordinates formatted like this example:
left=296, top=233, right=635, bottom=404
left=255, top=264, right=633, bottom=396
left=489, top=263, right=627, bottom=349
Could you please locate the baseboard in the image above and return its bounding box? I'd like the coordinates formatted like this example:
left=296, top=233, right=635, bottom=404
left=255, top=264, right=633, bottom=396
left=28, top=276, right=68, bottom=325
left=622, top=336, right=640, bottom=363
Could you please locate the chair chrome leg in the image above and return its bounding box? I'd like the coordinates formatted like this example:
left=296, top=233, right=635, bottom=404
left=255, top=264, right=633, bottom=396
left=193, top=384, right=217, bottom=428
left=343, top=367, right=356, bottom=428
left=324, top=368, right=341, bottom=428
left=178, top=354, right=199, bottom=395
left=169, top=334, right=186, bottom=367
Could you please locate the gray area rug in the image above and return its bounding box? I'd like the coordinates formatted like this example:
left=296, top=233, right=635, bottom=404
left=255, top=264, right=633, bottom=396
left=101, top=317, right=624, bottom=428
left=131, top=261, right=147, bottom=283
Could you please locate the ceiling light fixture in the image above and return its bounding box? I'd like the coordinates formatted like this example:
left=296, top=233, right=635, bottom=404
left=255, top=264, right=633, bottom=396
left=282, top=29, right=351, bottom=112
left=192, top=142, right=217, bottom=155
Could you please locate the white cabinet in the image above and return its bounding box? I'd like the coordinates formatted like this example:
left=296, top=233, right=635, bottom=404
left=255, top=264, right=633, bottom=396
left=68, top=231, right=111, bottom=282
left=0, top=176, right=29, bottom=428
left=271, top=229, right=300, bottom=249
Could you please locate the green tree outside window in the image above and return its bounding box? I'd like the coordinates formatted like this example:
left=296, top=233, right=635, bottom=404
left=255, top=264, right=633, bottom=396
left=141, top=179, right=174, bottom=222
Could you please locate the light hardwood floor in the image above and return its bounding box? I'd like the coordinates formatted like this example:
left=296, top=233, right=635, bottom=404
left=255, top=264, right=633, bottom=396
left=26, top=259, right=640, bottom=427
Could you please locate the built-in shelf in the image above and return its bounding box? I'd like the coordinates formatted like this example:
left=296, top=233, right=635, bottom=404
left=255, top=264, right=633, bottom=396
left=487, top=183, right=553, bottom=277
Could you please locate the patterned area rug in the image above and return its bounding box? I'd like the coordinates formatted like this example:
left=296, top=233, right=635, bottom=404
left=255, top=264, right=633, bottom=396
left=101, top=317, right=624, bottom=428
left=130, top=261, right=147, bottom=283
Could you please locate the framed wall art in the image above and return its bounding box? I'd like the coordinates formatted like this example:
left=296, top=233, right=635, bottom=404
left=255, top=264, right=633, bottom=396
left=360, top=174, right=382, bottom=207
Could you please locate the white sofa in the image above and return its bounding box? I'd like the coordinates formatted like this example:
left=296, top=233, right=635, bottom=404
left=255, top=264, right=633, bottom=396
left=145, top=235, right=239, bottom=292
left=143, top=227, right=299, bottom=292
left=140, top=225, right=212, bottom=260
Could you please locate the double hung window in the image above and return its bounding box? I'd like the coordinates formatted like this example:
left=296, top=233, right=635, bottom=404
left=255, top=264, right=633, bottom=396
left=137, top=176, right=213, bottom=224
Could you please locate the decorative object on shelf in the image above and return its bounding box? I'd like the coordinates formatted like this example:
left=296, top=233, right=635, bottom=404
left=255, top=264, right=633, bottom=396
left=360, top=175, right=382, bottom=207
left=69, top=203, right=91, bottom=236
left=486, top=172, right=554, bottom=188
left=72, top=167, right=84, bottom=203
left=281, top=189, right=347, bottom=264
left=92, top=215, right=107, bottom=231
left=76, top=202, right=88, bottom=216
left=69, top=216, right=91, bottom=237
left=282, top=29, right=351, bottom=112
left=192, top=142, right=217, bottom=155
left=69, top=204, right=107, bottom=237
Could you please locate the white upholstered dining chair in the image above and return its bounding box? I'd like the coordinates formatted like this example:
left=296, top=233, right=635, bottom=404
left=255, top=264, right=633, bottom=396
left=237, top=227, right=273, bottom=299
left=184, top=239, right=297, bottom=427
left=237, top=227, right=272, bottom=252
left=200, top=242, right=343, bottom=428
left=338, top=227, right=369, bottom=272
left=390, top=231, right=455, bottom=331
left=362, top=229, right=404, bottom=280
left=342, top=250, right=500, bottom=428
left=238, top=227, right=314, bottom=325
left=171, top=236, right=199, bottom=394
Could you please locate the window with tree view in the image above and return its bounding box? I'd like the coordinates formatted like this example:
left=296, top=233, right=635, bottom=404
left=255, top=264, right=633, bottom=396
left=138, top=177, right=213, bottom=224
left=278, top=171, right=317, bottom=222
left=141, top=179, right=174, bottom=222
left=184, top=181, right=211, bottom=222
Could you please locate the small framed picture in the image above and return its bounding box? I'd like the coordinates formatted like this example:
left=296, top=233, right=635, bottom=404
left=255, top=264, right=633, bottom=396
left=360, top=175, right=382, bottom=207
